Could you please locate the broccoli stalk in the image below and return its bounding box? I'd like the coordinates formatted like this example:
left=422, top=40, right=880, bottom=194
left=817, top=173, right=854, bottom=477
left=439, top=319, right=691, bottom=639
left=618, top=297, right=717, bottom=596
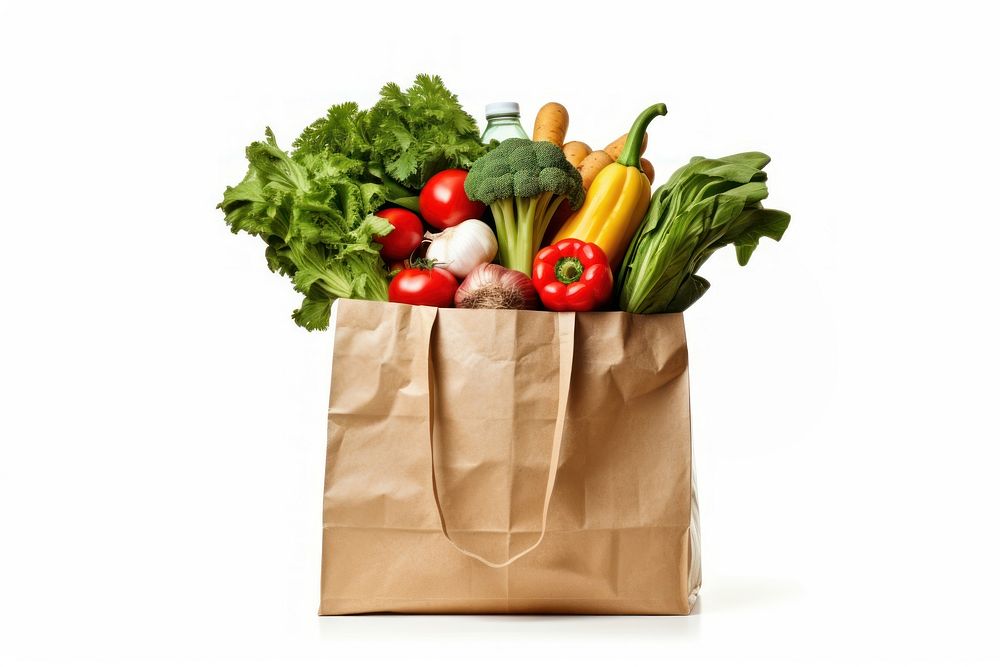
left=465, top=139, right=585, bottom=275
left=490, top=191, right=562, bottom=273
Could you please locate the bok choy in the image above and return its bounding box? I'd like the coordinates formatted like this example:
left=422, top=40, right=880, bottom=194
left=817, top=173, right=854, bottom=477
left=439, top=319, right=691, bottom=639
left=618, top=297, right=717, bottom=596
left=615, top=152, right=791, bottom=313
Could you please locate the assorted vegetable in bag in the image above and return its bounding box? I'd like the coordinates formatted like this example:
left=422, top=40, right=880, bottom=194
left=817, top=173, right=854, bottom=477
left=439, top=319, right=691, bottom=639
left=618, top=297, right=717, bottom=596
left=218, top=75, right=790, bottom=327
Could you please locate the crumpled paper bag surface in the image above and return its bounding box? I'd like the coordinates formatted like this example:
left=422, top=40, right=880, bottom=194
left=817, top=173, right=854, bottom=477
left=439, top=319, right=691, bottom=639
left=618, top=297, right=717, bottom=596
left=321, top=299, right=699, bottom=614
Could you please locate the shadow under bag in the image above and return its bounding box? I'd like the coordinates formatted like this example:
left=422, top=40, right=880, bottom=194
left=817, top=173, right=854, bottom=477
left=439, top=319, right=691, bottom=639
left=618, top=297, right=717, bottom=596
left=321, top=299, right=700, bottom=614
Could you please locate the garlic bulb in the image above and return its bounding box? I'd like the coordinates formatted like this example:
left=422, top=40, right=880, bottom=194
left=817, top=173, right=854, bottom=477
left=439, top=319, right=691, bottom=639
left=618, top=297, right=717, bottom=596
left=424, top=219, right=498, bottom=279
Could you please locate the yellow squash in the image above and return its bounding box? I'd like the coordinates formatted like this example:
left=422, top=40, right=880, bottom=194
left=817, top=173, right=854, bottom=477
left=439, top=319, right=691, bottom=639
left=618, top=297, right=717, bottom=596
left=553, top=103, right=666, bottom=269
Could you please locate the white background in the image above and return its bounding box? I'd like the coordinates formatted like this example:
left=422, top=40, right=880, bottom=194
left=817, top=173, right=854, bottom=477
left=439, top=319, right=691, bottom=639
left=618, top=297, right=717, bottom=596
left=2, top=0, right=998, bottom=664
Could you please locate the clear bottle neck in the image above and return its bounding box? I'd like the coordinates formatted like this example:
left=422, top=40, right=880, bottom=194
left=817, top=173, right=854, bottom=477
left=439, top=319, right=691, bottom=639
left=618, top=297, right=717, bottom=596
left=486, top=114, right=522, bottom=124
left=482, top=113, right=528, bottom=142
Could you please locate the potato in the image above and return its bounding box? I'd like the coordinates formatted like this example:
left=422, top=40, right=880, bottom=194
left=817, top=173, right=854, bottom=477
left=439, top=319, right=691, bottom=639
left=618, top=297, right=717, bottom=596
left=640, top=158, right=655, bottom=185
left=577, top=150, right=614, bottom=190
left=562, top=140, right=592, bottom=168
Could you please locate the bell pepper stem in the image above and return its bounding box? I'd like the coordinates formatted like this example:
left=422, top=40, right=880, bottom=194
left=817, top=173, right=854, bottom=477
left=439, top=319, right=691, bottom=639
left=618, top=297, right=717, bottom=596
left=554, top=256, right=584, bottom=284
left=618, top=103, right=667, bottom=168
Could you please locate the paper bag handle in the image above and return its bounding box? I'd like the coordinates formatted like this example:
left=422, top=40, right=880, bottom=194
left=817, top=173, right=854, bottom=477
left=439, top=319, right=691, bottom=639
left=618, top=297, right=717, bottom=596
left=420, top=308, right=575, bottom=569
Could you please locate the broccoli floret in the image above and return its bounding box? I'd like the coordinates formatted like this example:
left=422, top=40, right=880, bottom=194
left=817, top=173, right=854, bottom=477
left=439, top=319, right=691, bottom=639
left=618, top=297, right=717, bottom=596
left=465, top=138, right=584, bottom=275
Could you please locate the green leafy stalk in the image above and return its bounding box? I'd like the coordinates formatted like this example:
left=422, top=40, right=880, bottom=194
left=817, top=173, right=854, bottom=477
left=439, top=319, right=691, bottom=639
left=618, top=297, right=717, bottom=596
left=616, top=152, right=790, bottom=313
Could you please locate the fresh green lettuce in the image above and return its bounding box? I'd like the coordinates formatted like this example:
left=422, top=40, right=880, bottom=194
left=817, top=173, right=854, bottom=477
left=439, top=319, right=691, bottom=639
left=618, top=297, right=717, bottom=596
left=219, top=129, right=393, bottom=330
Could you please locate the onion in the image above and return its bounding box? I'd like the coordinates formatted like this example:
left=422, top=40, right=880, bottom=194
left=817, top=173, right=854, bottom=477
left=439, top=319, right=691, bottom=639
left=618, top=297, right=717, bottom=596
left=455, top=264, right=538, bottom=310
left=424, top=219, right=498, bottom=279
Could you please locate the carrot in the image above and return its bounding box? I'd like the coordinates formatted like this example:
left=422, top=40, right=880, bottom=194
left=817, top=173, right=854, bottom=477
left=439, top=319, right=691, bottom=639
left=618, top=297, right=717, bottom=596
left=605, top=131, right=648, bottom=161
left=562, top=141, right=592, bottom=168
left=533, top=102, right=569, bottom=146
left=577, top=150, right=614, bottom=190
left=640, top=158, right=655, bottom=185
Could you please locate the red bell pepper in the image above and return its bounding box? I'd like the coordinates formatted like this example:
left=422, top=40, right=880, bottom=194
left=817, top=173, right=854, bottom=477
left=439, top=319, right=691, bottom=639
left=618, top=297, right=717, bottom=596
left=531, top=238, right=614, bottom=312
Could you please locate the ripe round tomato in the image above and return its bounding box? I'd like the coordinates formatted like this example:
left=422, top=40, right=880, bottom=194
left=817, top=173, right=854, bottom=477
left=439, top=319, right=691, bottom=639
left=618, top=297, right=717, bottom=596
left=388, top=264, right=458, bottom=308
left=419, top=169, right=485, bottom=230
left=374, top=208, right=424, bottom=261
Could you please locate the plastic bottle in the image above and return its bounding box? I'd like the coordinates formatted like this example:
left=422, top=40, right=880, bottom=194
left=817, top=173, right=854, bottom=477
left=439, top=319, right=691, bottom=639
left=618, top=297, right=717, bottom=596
left=481, top=102, right=529, bottom=144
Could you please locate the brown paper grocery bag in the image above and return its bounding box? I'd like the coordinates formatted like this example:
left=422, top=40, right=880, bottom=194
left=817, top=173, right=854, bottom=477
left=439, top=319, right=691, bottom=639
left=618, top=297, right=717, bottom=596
left=320, top=299, right=700, bottom=615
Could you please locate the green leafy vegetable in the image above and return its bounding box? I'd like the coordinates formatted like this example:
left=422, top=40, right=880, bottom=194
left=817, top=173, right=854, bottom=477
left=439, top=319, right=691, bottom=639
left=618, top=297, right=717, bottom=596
left=219, top=129, right=392, bottom=330
left=293, top=74, right=486, bottom=209
left=218, top=75, right=484, bottom=330
left=616, top=152, right=790, bottom=313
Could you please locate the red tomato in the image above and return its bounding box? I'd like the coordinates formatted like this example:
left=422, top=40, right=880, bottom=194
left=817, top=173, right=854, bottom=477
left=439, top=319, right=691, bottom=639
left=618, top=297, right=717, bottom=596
left=374, top=208, right=424, bottom=261
left=419, top=169, right=485, bottom=230
left=388, top=265, right=458, bottom=308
